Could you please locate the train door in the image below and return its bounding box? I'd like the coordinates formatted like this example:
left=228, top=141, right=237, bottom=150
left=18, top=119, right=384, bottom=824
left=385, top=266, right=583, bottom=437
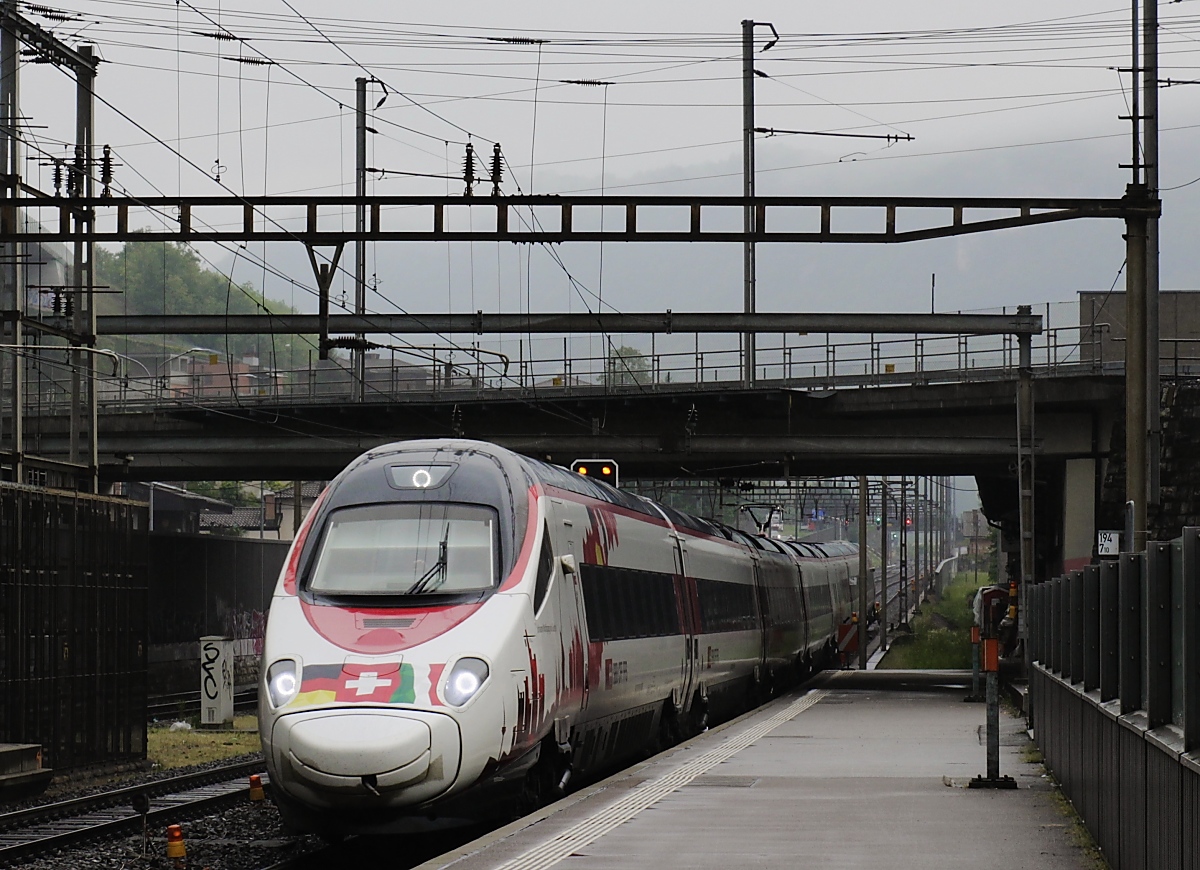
left=673, top=534, right=698, bottom=717
left=748, top=549, right=768, bottom=678
left=796, top=564, right=811, bottom=661
left=560, top=523, right=590, bottom=715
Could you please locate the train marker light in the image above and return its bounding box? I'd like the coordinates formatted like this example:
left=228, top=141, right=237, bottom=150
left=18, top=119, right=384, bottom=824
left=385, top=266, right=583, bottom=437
left=571, top=458, right=619, bottom=487
left=387, top=464, right=454, bottom=490
left=266, top=660, right=298, bottom=708
left=443, top=657, right=490, bottom=706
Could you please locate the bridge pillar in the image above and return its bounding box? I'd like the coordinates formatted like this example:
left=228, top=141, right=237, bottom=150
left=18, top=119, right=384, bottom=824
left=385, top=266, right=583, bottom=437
left=1061, top=458, right=1098, bottom=573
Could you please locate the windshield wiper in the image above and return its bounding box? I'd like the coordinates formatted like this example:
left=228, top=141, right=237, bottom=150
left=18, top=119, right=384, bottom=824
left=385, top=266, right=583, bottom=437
left=405, top=526, right=450, bottom=594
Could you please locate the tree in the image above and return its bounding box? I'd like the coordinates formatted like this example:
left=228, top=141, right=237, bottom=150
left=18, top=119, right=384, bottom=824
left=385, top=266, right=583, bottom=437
left=94, top=239, right=313, bottom=368
left=606, top=345, right=651, bottom=386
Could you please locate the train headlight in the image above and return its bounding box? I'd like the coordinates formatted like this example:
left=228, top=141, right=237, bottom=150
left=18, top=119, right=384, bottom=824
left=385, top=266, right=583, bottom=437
left=443, top=658, right=489, bottom=707
left=267, top=660, right=299, bottom=708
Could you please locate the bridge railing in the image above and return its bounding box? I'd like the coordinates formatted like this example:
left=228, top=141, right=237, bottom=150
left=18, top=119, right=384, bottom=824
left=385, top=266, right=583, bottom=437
left=16, top=320, right=1200, bottom=413
left=1028, top=535, right=1200, bottom=869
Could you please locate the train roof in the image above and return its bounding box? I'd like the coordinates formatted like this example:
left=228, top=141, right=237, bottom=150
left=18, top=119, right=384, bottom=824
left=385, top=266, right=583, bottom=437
left=338, top=439, right=857, bottom=562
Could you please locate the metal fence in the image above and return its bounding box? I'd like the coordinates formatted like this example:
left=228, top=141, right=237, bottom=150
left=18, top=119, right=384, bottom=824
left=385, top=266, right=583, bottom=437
left=148, top=533, right=289, bottom=695
left=85, top=323, right=1105, bottom=411
left=0, top=484, right=148, bottom=771
left=13, top=301, right=1180, bottom=414
left=1028, top=533, right=1200, bottom=870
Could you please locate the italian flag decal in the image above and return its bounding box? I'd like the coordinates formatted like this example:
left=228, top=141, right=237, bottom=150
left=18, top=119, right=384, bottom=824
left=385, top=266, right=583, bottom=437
left=290, top=662, right=416, bottom=707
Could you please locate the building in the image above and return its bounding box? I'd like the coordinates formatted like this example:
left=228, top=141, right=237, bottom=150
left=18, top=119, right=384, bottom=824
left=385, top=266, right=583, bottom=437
left=1079, top=289, right=1200, bottom=373
left=269, top=481, right=326, bottom=540
left=115, top=481, right=232, bottom=534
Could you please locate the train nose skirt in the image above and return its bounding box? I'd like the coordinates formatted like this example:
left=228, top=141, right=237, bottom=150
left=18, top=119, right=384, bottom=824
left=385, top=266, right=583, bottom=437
left=272, top=709, right=462, bottom=805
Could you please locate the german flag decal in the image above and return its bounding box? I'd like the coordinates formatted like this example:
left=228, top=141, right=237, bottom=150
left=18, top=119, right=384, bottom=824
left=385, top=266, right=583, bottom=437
left=290, top=662, right=416, bottom=707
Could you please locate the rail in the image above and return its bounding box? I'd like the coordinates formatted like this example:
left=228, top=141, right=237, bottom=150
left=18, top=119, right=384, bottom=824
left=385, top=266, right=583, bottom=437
left=147, top=688, right=258, bottom=722
left=0, top=758, right=266, bottom=865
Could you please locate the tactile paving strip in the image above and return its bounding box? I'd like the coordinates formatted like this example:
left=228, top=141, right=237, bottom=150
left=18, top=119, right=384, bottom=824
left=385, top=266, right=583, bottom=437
left=495, top=689, right=828, bottom=870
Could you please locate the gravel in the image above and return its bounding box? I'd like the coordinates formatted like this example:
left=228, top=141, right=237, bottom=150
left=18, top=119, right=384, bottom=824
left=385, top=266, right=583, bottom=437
left=17, top=799, right=326, bottom=870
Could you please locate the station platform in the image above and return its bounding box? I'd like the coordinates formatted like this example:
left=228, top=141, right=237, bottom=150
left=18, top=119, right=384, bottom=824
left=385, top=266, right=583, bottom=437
left=418, top=670, right=1095, bottom=870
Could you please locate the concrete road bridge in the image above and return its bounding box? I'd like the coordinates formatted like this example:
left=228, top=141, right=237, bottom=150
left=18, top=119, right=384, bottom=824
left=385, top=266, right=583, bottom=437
left=21, top=319, right=1133, bottom=581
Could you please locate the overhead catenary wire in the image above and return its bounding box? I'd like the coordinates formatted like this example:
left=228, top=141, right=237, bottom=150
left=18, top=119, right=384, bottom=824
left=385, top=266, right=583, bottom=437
left=11, top=0, right=1200, bottom=408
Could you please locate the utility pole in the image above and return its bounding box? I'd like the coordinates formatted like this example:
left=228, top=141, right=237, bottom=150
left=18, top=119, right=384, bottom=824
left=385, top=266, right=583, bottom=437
left=1125, top=190, right=1148, bottom=552
left=1017, top=308, right=1035, bottom=649
left=929, top=477, right=936, bottom=586
left=858, top=475, right=868, bottom=670
left=741, top=20, right=756, bottom=389
left=1123, top=0, right=1152, bottom=552
left=354, top=77, right=367, bottom=402
left=1143, top=0, right=1160, bottom=522
left=69, top=44, right=97, bottom=491
left=0, top=15, right=21, bottom=483
left=900, top=475, right=908, bottom=628
left=880, top=477, right=888, bottom=652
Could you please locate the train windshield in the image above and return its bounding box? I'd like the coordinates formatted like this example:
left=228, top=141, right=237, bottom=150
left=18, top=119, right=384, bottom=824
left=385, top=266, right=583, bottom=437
left=307, top=503, right=498, bottom=596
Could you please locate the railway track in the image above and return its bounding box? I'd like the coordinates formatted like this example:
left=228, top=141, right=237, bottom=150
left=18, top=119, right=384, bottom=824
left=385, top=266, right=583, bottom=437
left=0, top=758, right=267, bottom=866
left=148, top=688, right=258, bottom=721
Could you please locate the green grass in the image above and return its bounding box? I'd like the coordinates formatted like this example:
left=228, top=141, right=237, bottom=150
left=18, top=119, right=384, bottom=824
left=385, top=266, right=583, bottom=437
left=147, top=714, right=261, bottom=769
left=878, top=572, right=982, bottom=669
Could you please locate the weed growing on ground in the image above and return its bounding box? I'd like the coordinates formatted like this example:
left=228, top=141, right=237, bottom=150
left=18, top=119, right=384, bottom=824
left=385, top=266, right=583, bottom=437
left=1045, top=772, right=1110, bottom=869
left=148, top=714, right=261, bottom=769
left=878, top=572, right=984, bottom=669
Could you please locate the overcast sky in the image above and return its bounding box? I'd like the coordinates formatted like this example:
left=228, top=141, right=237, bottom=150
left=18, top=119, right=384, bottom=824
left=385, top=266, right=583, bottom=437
left=18, top=1, right=1200, bottom=336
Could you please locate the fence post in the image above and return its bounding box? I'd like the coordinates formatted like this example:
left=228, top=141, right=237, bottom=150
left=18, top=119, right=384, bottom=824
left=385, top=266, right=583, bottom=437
left=1060, top=573, right=1072, bottom=678
left=1182, top=529, right=1200, bottom=750
left=1083, top=565, right=1100, bottom=692
left=1146, top=541, right=1172, bottom=727
left=1119, top=552, right=1143, bottom=714
left=1070, top=570, right=1085, bottom=684
left=1028, top=582, right=1040, bottom=666
left=1099, top=560, right=1120, bottom=702
left=1051, top=576, right=1062, bottom=674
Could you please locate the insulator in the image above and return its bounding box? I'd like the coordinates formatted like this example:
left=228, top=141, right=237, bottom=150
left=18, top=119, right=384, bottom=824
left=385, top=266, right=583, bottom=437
left=100, top=145, right=113, bottom=197
left=462, top=142, right=476, bottom=197
left=70, top=146, right=85, bottom=198
left=52, top=159, right=63, bottom=196
left=490, top=142, right=503, bottom=197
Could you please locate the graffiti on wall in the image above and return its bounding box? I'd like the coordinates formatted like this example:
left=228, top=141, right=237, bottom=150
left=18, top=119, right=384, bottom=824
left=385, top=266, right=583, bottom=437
left=232, top=609, right=268, bottom=657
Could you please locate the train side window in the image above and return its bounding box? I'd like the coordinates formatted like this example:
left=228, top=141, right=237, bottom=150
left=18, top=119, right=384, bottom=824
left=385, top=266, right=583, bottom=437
left=534, top=524, right=554, bottom=614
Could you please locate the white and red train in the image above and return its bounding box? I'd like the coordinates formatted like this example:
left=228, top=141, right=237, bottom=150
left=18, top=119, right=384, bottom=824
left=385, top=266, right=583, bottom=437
left=258, top=439, right=856, bottom=834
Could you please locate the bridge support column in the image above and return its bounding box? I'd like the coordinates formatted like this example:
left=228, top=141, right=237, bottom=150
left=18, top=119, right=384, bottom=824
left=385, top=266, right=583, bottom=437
left=1061, top=458, right=1097, bottom=573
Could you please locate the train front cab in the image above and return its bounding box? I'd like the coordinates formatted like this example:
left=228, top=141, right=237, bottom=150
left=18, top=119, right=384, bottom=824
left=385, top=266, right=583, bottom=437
left=258, top=442, right=544, bottom=834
